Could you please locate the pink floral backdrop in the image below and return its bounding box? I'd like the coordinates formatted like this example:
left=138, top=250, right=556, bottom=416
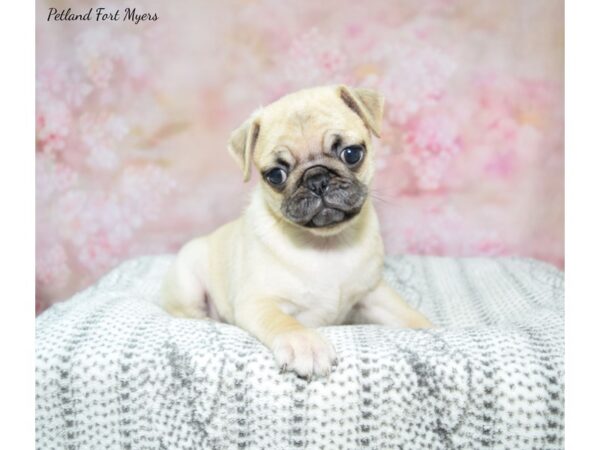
left=36, top=0, right=564, bottom=313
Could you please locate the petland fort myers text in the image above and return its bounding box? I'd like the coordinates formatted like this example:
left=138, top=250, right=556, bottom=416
left=47, top=7, right=158, bottom=24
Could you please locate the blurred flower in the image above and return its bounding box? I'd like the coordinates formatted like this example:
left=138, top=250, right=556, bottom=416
left=36, top=92, right=72, bottom=155
left=36, top=242, right=70, bottom=288
left=79, top=113, right=129, bottom=171
left=369, top=40, right=456, bottom=125
left=284, top=29, right=350, bottom=87
left=36, top=153, right=79, bottom=203
left=402, top=114, right=463, bottom=190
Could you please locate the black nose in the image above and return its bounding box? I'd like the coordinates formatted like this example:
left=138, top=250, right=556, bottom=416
left=303, top=166, right=331, bottom=195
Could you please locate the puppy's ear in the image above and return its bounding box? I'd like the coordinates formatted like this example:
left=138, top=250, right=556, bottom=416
left=339, top=86, right=385, bottom=137
left=227, top=115, right=261, bottom=182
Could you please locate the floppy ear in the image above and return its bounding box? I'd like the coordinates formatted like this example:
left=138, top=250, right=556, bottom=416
left=338, top=86, right=385, bottom=137
left=227, top=116, right=261, bottom=182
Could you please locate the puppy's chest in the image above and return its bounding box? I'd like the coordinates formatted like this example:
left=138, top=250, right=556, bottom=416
left=279, top=249, right=381, bottom=326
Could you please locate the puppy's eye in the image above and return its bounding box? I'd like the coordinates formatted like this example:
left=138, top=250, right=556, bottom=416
left=340, top=145, right=364, bottom=166
left=264, top=168, right=287, bottom=186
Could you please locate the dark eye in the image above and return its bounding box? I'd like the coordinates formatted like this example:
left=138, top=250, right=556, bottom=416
left=340, top=145, right=364, bottom=166
left=264, top=168, right=287, bottom=185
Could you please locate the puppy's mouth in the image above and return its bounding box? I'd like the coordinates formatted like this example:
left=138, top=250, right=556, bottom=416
left=282, top=169, right=367, bottom=229
left=302, top=204, right=361, bottom=228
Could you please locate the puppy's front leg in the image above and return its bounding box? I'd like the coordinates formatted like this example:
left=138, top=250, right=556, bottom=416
left=349, top=280, right=433, bottom=328
left=235, top=297, right=337, bottom=378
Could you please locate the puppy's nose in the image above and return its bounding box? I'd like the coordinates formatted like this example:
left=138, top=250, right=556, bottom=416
left=303, top=166, right=331, bottom=195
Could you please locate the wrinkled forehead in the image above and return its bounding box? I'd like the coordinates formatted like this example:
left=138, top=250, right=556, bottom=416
left=255, top=101, right=367, bottom=164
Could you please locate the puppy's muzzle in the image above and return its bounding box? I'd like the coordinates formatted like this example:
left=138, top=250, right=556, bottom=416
left=282, top=165, right=367, bottom=228
left=303, top=166, right=331, bottom=196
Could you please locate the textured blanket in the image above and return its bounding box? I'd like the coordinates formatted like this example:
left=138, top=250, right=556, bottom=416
left=36, top=255, right=564, bottom=449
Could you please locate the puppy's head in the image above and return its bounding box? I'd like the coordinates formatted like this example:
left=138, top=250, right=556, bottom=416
left=228, top=85, right=384, bottom=235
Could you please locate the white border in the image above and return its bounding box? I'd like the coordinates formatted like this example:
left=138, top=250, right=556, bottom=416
left=0, top=1, right=35, bottom=447
left=565, top=0, right=600, bottom=447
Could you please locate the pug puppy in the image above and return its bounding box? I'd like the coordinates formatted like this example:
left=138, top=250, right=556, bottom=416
left=162, top=85, right=432, bottom=378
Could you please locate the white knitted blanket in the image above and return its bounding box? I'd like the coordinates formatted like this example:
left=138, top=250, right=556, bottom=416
left=36, top=255, right=564, bottom=449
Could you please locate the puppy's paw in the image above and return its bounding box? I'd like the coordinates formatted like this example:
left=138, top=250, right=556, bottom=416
left=407, top=312, right=435, bottom=329
left=272, top=329, right=337, bottom=379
